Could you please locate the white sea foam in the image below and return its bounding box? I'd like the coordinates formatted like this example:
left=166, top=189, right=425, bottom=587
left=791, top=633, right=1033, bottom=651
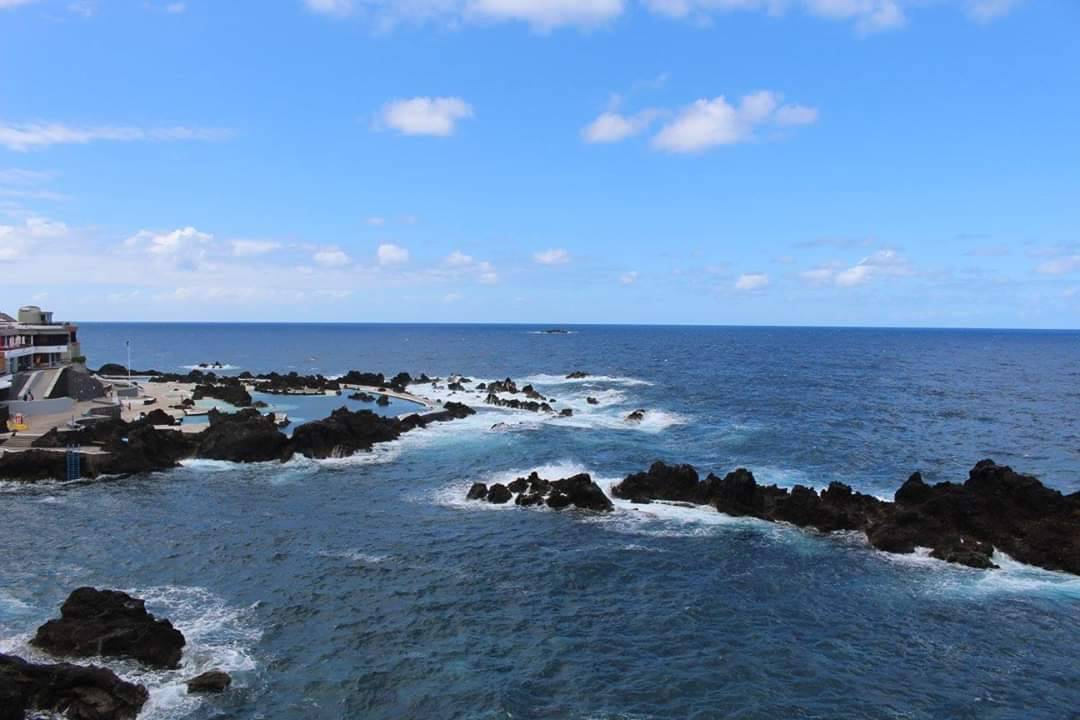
left=410, top=376, right=683, bottom=436
left=121, top=585, right=261, bottom=720
left=878, top=548, right=1080, bottom=599
left=316, top=549, right=390, bottom=564
left=180, top=364, right=241, bottom=371
left=519, top=373, right=653, bottom=387
left=0, top=585, right=260, bottom=720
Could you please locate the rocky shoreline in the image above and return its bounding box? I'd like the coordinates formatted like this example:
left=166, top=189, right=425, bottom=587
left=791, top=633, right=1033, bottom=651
left=468, top=459, right=1080, bottom=576
left=0, top=401, right=476, bottom=482
left=2, top=587, right=226, bottom=720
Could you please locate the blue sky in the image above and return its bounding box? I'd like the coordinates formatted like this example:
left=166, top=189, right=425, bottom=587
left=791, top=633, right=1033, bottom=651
left=0, top=0, right=1078, bottom=326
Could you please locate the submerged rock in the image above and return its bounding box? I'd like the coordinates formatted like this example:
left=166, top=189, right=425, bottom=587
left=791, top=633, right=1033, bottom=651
left=467, top=482, right=488, bottom=500
left=0, top=652, right=149, bottom=720
left=625, top=409, right=646, bottom=423
left=186, top=669, right=231, bottom=694
left=565, top=371, right=589, bottom=379
left=32, top=588, right=186, bottom=669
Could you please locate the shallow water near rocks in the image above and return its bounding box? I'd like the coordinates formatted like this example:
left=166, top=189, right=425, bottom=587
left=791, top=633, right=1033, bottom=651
left=3, top=324, right=1079, bottom=719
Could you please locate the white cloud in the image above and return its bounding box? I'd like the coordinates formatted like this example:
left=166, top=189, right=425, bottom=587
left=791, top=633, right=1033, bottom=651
left=0, top=123, right=232, bottom=152
left=966, top=0, right=1022, bottom=21
left=735, top=272, right=769, bottom=290
left=124, top=226, right=214, bottom=271
left=652, top=91, right=817, bottom=153
left=445, top=250, right=474, bottom=267
left=620, top=270, right=639, bottom=285
left=643, top=0, right=905, bottom=32
left=304, top=0, right=352, bottom=16
left=0, top=0, right=37, bottom=8
left=314, top=247, right=351, bottom=267
left=0, top=168, right=56, bottom=185
left=0, top=225, right=31, bottom=261
left=231, top=239, right=281, bottom=257
left=833, top=249, right=912, bottom=287
left=466, top=0, right=624, bottom=30
left=442, top=292, right=462, bottom=303
left=366, top=216, right=386, bottom=226
left=377, top=242, right=409, bottom=265
left=1036, top=255, right=1080, bottom=276
left=775, top=104, right=819, bottom=126
left=306, top=0, right=624, bottom=29
left=582, top=110, right=659, bottom=143
left=533, top=248, right=570, bottom=265
left=379, top=97, right=474, bottom=137
left=165, top=1, right=186, bottom=12
left=799, top=266, right=837, bottom=285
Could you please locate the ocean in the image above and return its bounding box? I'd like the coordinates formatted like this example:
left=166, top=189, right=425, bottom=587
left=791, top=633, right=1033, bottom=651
left=2, top=323, right=1079, bottom=719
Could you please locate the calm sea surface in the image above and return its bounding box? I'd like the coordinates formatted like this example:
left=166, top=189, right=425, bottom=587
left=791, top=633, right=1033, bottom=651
left=3, top=324, right=1079, bottom=719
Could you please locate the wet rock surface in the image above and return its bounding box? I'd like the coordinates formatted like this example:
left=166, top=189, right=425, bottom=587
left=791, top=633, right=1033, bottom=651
left=469, top=471, right=613, bottom=512
left=186, top=669, right=232, bottom=694
left=613, top=460, right=1080, bottom=574
left=0, top=653, right=148, bottom=720
left=31, top=588, right=186, bottom=669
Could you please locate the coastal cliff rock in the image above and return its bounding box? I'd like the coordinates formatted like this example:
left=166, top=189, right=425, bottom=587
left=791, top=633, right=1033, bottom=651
left=192, top=379, right=253, bottom=408
left=612, top=460, right=1080, bottom=574
left=32, top=588, right=186, bottom=669
left=196, top=409, right=290, bottom=462
left=287, top=407, right=403, bottom=459
left=469, top=471, right=613, bottom=512
left=0, top=653, right=148, bottom=720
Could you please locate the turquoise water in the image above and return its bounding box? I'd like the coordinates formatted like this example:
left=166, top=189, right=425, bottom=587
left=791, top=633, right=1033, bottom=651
left=2, top=324, right=1079, bottom=719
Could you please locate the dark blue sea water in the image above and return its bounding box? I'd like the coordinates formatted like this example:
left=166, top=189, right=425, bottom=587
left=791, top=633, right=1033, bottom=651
left=3, top=324, right=1079, bottom=719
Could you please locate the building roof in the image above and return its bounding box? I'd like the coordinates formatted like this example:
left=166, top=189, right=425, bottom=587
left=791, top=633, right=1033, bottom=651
left=0, top=312, right=14, bottom=323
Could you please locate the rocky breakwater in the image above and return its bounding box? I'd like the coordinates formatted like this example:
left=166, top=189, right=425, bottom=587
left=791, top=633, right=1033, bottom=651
left=0, top=402, right=477, bottom=481
left=613, top=460, right=1080, bottom=574
left=467, top=471, right=613, bottom=512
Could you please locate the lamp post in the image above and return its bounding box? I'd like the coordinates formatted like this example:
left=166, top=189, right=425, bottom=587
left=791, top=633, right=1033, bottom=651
left=126, top=340, right=131, bottom=382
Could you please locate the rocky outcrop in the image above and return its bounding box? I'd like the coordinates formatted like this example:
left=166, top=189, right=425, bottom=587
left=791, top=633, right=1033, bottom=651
left=613, top=460, right=1080, bottom=574
left=486, top=392, right=553, bottom=413
left=625, top=409, right=646, bottom=423
left=32, top=588, right=186, bottom=669
left=193, top=379, right=252, bottom=408
left=96, top=363, right=161, bottom=377
left=0, top=653, right=148, bottom=720
left=565, top=371, right=589, bottom=379
left=287, top=408, right=403, bottom=459
left=196, top=409, right=290, bottom=462
left=350, top=392, right=376, bottom=402
left=142, top=408, right=177, bottom=426
left=486, top=378, right=519, bottom=394
left=186, top=669, right=231, bottom=694
left=469, top=471, right=613, bottom=512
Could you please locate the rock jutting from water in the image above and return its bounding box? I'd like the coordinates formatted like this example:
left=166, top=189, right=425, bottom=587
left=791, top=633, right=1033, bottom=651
left=612, top=459, right=1080, bottom=575
left=31, top=587, right=187, bottom=669
left=0, top=653, right=149, bottom=720
left=468, top=460, right=1079, bottom=576
left=467, top=471, right=613, bottom=512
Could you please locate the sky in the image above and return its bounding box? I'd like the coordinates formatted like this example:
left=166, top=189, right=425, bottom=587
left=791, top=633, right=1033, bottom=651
left=0, top=0, right=1078, bottom=327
